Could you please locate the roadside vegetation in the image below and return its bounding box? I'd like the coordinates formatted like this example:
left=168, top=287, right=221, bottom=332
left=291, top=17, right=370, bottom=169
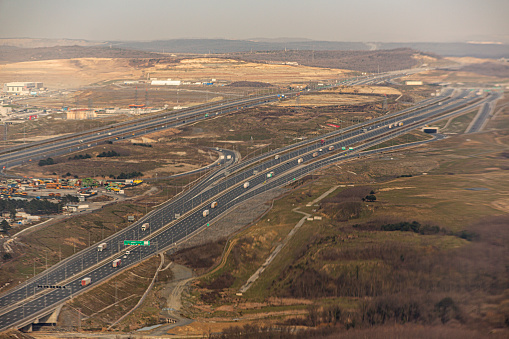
left=177, top=124, right=509, bottom=336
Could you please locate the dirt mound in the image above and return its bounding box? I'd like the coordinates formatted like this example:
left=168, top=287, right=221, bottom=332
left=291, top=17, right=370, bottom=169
left=0, top=329, right=36, bottom=339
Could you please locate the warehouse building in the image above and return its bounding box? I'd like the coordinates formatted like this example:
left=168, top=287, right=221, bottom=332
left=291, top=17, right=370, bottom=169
left=3, top=82, right=43, bottom=94
left=151, top=79, right=181, bottom=86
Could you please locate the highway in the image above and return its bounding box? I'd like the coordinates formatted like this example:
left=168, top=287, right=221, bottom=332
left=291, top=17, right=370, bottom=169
left=0, top=68, right=423, bottom=172
left=0, top=87, right=498, bottom=331
left=466, top=102, right=492, bottom=133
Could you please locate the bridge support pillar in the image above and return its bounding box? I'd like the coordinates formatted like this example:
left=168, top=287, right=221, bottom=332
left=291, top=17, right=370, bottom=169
left=45, top=304, right=63, bottom=324
left=20, top=323, right=33, bottom=333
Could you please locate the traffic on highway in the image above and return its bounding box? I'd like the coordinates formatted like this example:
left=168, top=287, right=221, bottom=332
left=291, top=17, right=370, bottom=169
left=0, top=71, right=497, bottom=331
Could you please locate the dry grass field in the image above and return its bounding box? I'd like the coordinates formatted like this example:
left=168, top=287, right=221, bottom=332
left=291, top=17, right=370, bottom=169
left=167, top=101, right=509, bottom=337
left=0, top=57, right=349, bottom=91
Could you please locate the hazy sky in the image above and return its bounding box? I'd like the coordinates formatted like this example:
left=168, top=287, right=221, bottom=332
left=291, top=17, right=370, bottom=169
left=1, top=0, right=508, bottom=43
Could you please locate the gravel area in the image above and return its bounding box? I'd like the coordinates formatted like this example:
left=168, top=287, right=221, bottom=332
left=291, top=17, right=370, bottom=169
left=167, top=187, right=288, bottom=253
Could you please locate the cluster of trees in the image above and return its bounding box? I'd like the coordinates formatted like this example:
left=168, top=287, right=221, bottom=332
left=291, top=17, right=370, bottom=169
left=380, top=221, right=441, bottom=235
left=321, top=186, right=373, bottom=221
left=97, top=150, right=120, bottom=158
left=363, top=192, right=377, bottom=202
left=170, top=239, right=226, bottom=270
left=266, top=215, right=509, bottom=329
left=0, top=220, right=12, bottom=234
left=352, top=220, right=479, bottom=242
left=0, top=195, right=79, bottom=218
left=109, top=171, right=143, bottom=179
left=132, top=143, right=152, bottom=148
left=38, top=157, right=55, bottom=166
left=69, top=153, right=91, bottom=160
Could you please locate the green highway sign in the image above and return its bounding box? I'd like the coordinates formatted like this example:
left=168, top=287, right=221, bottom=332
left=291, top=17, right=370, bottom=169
left=124, top=240, right=150, bottom=246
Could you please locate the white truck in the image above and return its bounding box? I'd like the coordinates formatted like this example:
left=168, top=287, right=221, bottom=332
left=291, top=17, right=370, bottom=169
left=203, top=209, right=210, bottom=217
left=274, top=155, right=280, bottom=160
left=141, top=223, right=149, bottom=231
left=297, top=158, right=303, bottom=164
left=243, top=182, right=250, bottom=188
left=328, top=146, right=335, bottom=151
left=97, top=243, right=107, bottom=251
left=267, top=171, right=274, bottom=178
left=312, top=152, right=319, bottom=157
left=81, top=277, right=91, bottom=286
left=226, top=155, right=232, bottom=160
left=211, top=201, right=218, bottom=209
left=112, top=259, right=121, bottom=268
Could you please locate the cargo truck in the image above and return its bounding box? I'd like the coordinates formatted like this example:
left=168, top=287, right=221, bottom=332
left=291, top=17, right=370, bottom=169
left=81, top=277, right=91, bottom=286
left=226, top=155, right=232, bottom=160
left=312, top=152, right=318, bottom=157
left=141, top=223, right=149, bottom=231
left=97, top=243, right=107, bottom=251
left=328, top=146, right=335, bottom=151
left=267, top=171, right=274, bottom=178
left=243, top=182, right=250, bottom=188
left=398, top=122, right=404, bottom=126
left=112, top=259, right=121, bottom=268
left=274, top=155, right=280, bottom=160
left=203, top=209, right=210, bottom=217
left=298, top=158, right=303, bottom=164
left=211, top=201, right=218, bottom=208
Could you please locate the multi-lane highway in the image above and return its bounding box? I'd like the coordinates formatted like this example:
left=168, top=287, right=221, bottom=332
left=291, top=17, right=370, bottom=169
left=0, top=74, right=496, bottom=331
left=466, top=101, right=492, bottom=133
left=0, top=68, right=423, bottom=172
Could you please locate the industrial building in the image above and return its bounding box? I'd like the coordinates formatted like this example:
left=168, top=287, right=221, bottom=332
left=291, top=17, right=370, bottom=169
left=3, top=82, right=43, bottom=94
left=151, top=79, right=181, bottom=86
left=66, top=109, right=97, bottom=120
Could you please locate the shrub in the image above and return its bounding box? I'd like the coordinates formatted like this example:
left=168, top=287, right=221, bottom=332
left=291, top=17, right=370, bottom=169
left=38, top=157, right=55, bottom=166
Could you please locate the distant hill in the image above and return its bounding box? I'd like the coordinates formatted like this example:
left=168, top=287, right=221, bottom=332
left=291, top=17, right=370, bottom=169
left=1, top=38, right=507, bottom=60
left=379, top=42, right=509, bottom=59
left=0, top=38, right=103, bottom=48
left=113, top=39, right=509, bottom=58
left=0, top=45, right=169, bottom=63
left=229, top=49, right=430, bottom=73
left=113, top=39, right=368, bottom=54
left=459, top=62, right=509, bottom=78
